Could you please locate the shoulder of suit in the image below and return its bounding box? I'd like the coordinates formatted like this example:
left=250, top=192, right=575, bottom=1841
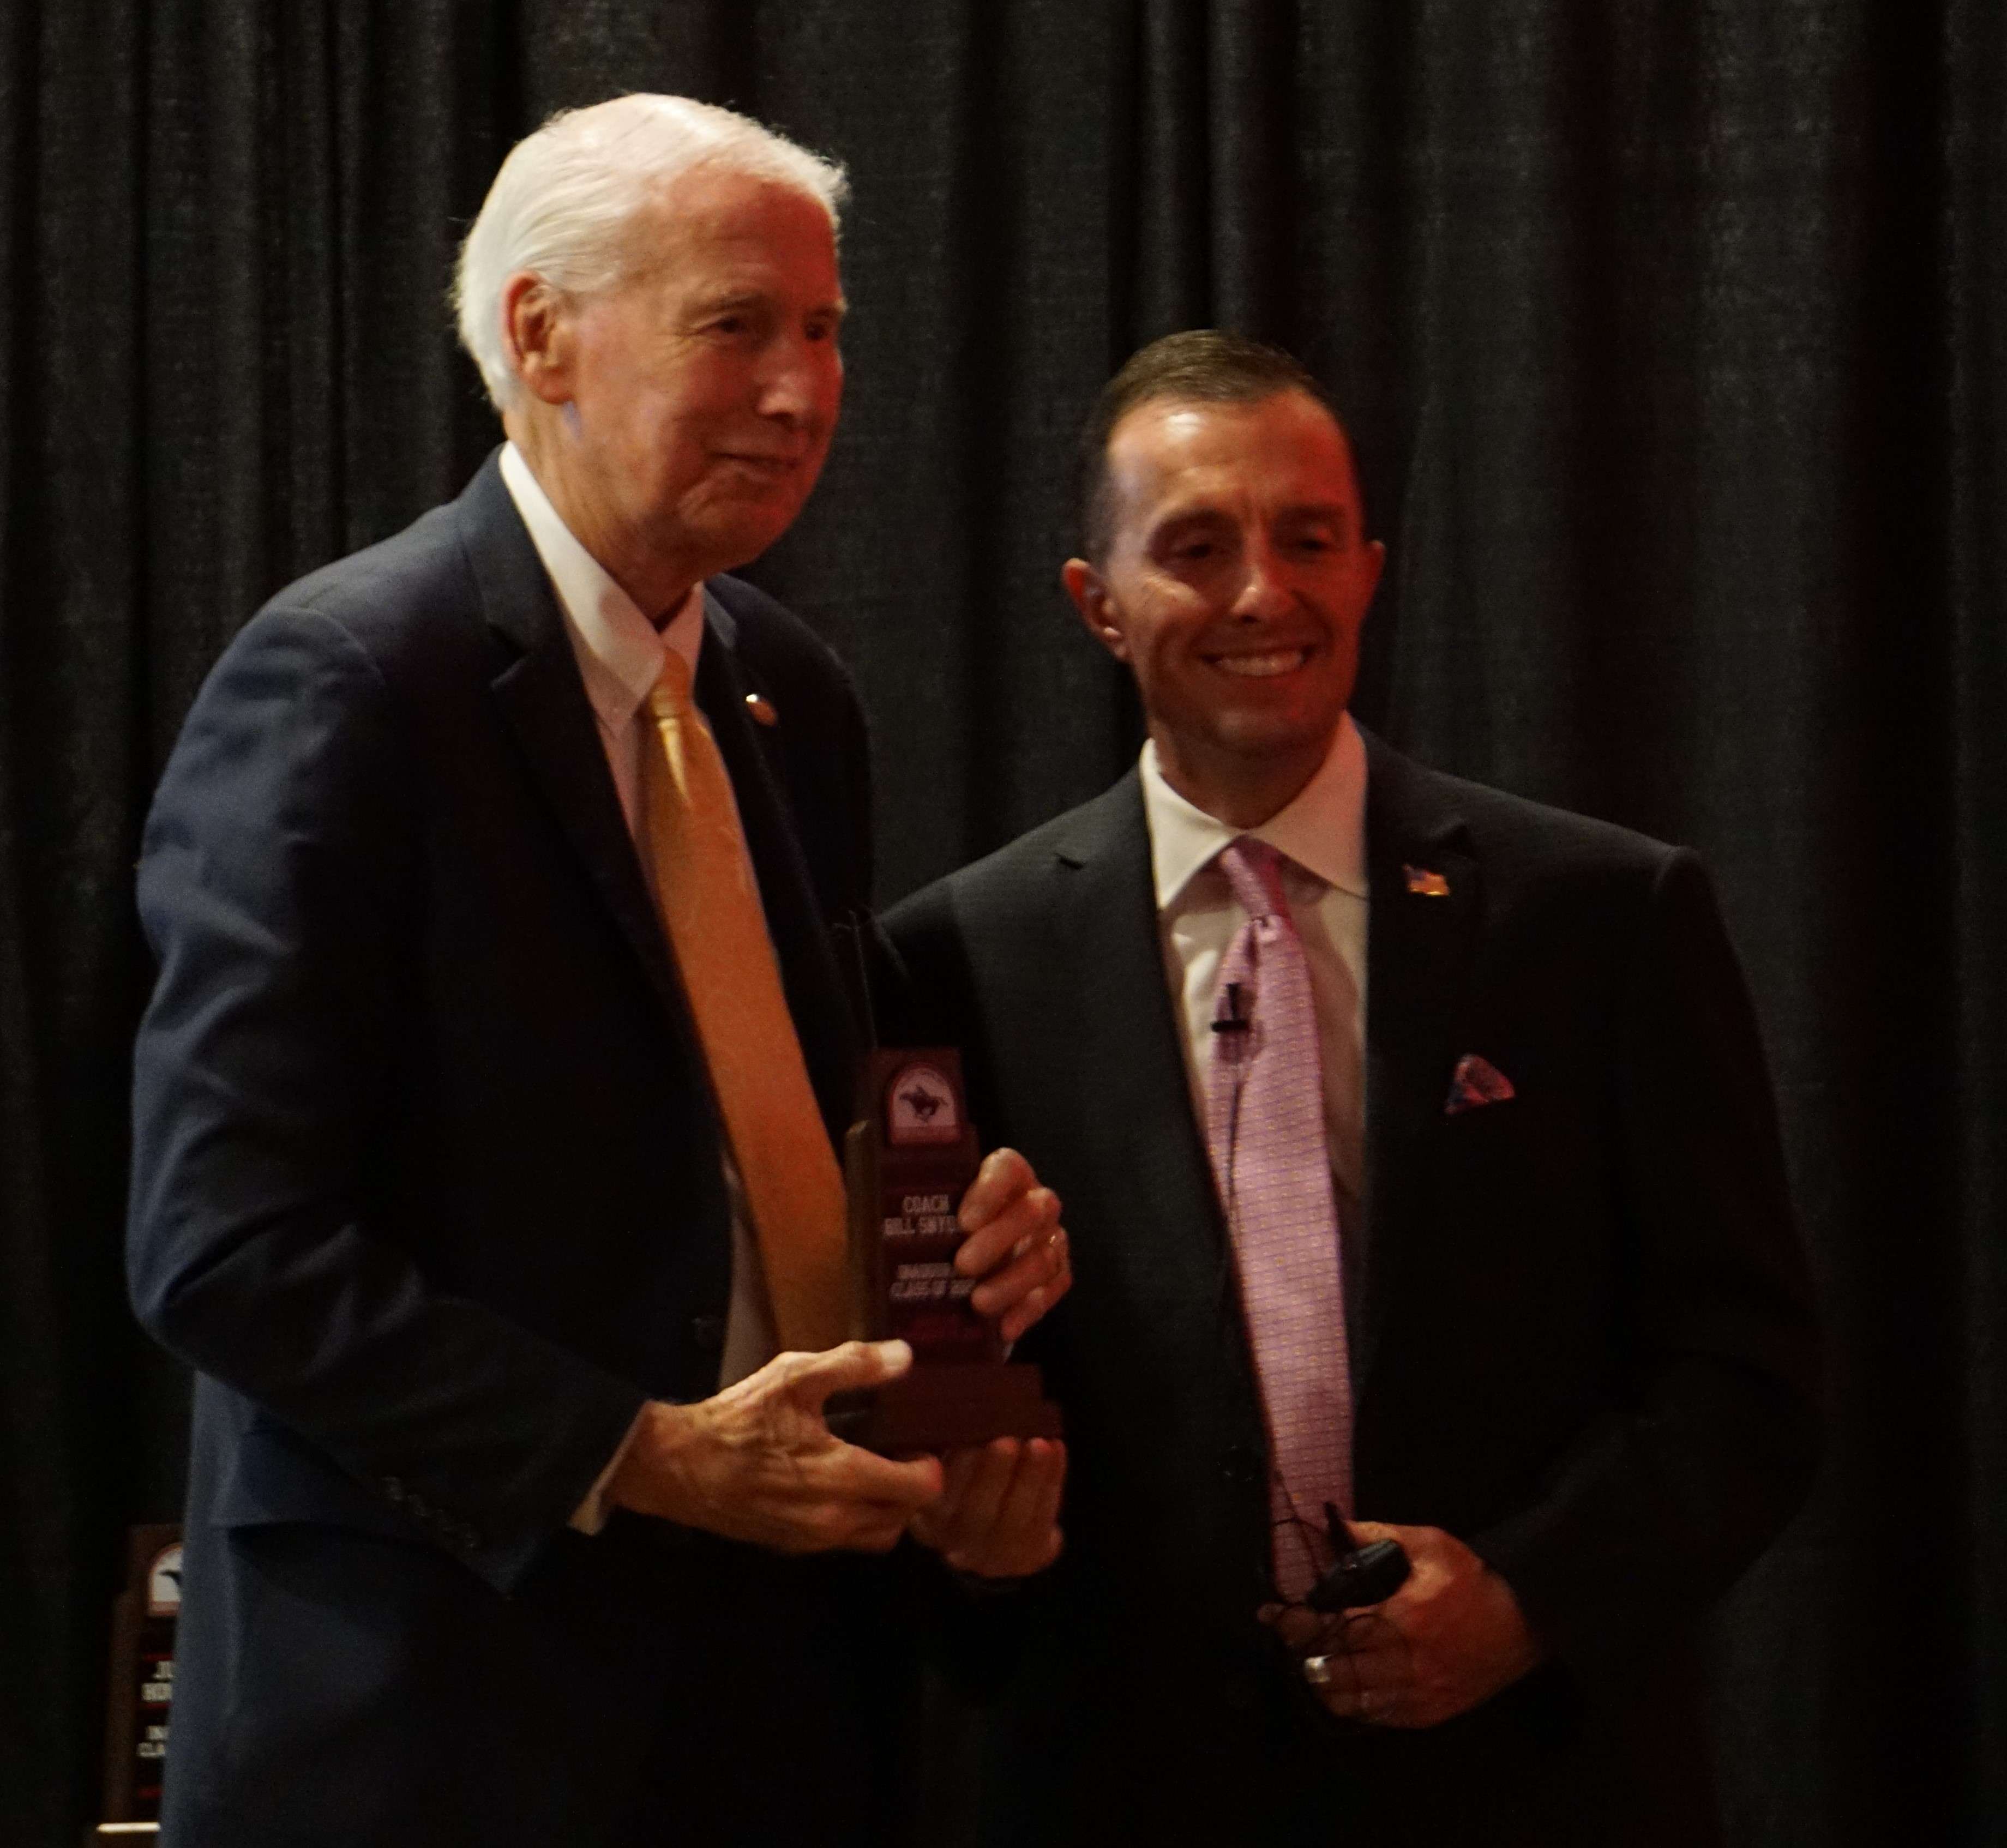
left=226, top=509, right=857, bottom=719
left=1366, top=732, right=1687, bottom=884
left=225, top=493, right=480, bottom=688
left=886, top=775, right=1139, bottom=943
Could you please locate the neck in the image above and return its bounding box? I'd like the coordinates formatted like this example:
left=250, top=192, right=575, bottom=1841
left=506, top=411, right=699, bottom=623
left=1151, top=727, right=1333, bottom=831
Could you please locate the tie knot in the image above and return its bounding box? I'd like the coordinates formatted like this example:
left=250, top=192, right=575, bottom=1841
left=648, top=648, right=695, bottom=719
left=1218, top=836, right=1290, bottom=920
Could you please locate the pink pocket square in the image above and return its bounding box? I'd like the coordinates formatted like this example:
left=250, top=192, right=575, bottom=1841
left=1445, top=1054, right=1516, bottom=1115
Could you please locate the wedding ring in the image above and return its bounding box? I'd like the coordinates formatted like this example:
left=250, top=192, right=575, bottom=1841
left=1301, top=1654, right=1335, bottom=1688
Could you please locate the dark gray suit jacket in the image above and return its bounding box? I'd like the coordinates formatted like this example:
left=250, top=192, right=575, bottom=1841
left=885, top=732, right=1820, bottom=1847
left=128, top=453, right=905, bottom=1847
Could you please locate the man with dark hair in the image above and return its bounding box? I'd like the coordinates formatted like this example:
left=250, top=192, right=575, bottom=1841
left=885, top=329, right=1820, bottom=1845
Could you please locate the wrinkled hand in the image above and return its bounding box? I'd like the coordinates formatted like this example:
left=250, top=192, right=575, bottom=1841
left=909, top=1436, right=1066, bottom=1578
left=1262, top=1521, right=1545, bottom=1729
left=608, top=1340, right=943, bottom=1554
left=954, top=1148, right=1072, bottom=1343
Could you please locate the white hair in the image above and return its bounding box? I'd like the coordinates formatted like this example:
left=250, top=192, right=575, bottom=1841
left=453, top=94, right=848, bottom=412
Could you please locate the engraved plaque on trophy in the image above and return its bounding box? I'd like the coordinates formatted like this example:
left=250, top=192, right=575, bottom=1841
left=828, top=1048, right=1063, bottom=1454
left=94, top=1522, right=182, bottom=1840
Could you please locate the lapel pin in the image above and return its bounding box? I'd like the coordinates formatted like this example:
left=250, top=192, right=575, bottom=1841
left=1445, top=1053, right=1516, bottom=1115
left=1404, top=863, right=1451, bottom=897
left=744, top=693, right=779, bottom=728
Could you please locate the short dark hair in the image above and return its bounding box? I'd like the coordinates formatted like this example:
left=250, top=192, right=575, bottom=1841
left=1075, top=330, right=1344, bottom=561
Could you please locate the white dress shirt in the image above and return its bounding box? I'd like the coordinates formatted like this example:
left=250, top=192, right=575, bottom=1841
left=500, top=444, right=782, bottom=1527
left=1140, top=714, right=1370, bottom=1237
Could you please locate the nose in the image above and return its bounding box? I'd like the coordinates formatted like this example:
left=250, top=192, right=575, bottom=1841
left=1230, top=541, right=1294, bottom=621
left=755, top=330, right=839, bottom=429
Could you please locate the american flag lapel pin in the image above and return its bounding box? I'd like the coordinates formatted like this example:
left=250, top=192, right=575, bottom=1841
left=1404, top=863, right=1451, bottom=897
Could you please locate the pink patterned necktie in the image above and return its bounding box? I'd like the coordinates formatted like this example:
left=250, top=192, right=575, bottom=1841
left=1204, top=836, right=1354, bottom=1600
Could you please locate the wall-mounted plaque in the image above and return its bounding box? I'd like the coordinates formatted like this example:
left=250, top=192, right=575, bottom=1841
left=95, top=1522, right=181, bottom=1840
left=830, top=1048, right=1062, bottom=1453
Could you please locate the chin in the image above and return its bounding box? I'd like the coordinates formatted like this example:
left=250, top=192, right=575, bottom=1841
left=1212, top=703, right=1345, bottom=761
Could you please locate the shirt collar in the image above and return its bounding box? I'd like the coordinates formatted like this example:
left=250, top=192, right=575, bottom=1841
left=499, top=441, right=704, bottom=731
left=1140, top=712, right=1369, bottom=911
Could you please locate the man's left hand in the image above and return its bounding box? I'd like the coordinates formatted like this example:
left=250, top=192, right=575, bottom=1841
left=954, top=1148, right=1072, bottom=1343
left=909, top=1435, right=1066, bottom=1578
left=1263, top=1521, right=1546, bottom=1729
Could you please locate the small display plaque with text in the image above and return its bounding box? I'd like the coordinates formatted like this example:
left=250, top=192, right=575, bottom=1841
left=94, top=1522, right=181, bottom=1841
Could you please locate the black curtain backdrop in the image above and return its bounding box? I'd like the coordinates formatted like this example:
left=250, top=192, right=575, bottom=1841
left=2, top=2, right=2001, bottom=1843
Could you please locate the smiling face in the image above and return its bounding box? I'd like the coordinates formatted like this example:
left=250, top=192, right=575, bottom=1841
left=1063, top=389, right=1384, bottom=827
left=504, top=164, right=845, bottom=617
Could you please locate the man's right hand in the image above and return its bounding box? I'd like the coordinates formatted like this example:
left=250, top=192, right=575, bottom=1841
left=608, top=1339, right=944, bottom=1553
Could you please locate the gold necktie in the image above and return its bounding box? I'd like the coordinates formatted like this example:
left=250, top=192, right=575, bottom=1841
left=638, top=649, right=851, bottom=1353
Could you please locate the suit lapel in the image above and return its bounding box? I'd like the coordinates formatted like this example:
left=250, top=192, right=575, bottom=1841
left=462, top=457, right=690, bottom=1031
left=1048, top=777, right=1244, bottom=1338
left=1355, top=729, right=1481, bottom=1392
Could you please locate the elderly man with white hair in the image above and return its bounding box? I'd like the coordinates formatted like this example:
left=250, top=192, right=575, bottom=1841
left=128, top=95, right=1067, bottom=1847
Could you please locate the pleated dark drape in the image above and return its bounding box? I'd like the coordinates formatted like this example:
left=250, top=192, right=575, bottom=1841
left=2, top=2, right=2001, bottom=1843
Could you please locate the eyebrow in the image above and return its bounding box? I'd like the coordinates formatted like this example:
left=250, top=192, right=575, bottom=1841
left=1281, top=501, right=1355, bottom=534
left=690, top=287, right=849, bottom=322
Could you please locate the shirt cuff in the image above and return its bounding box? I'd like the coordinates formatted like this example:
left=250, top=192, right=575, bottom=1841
left=569, top=1408, right=646, bottom=1535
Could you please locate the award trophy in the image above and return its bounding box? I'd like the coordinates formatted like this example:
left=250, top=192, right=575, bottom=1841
left=828, top=1048, right=1062, bottom=1453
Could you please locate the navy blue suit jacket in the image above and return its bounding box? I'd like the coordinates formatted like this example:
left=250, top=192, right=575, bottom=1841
left=129, top=453, right=903, bottom=1846
left=884, top=736, right=1822, bottom=1847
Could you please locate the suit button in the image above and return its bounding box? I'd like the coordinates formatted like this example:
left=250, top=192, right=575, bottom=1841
left=691, top=1315, right=725, bottom=1355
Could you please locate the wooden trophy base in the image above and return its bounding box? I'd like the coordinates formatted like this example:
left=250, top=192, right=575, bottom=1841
left=828, top=1361, right=1063, bottom=1455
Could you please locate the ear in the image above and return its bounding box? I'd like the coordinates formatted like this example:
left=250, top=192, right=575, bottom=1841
left=1359, top=537, right=1387, bottom=607
left=503, top=274, right=575, bottom=407
left=1062, top=557, right=1130, bottom=663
